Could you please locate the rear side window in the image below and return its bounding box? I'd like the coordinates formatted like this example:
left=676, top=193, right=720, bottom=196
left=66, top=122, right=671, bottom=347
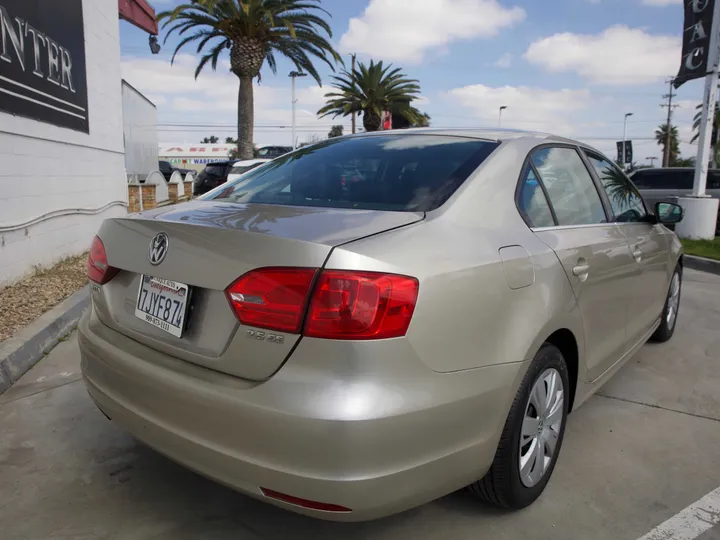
left=708, top=171, right=720, bottom=190
left=517, top=165, right=555, bottom=228
left=205, top=135, right=498, bottom=212
left=530, top=147, right=607, bottom=226
left=584, top=153, right=647, bottom=222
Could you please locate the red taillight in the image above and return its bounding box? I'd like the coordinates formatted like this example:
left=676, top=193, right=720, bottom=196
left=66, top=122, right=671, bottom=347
left=304, top=271, right=418, bottom=340
left=225, top=268, right=316, bottom=333
left=225, top=268, right=419, bottom=339
left=87, top=236, right=118, bottom=285
left=260, top=487, right=351, bottom=513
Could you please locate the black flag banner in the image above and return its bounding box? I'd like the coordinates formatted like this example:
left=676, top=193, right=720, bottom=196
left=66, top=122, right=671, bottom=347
left=675, top=0, right=716, bottom=88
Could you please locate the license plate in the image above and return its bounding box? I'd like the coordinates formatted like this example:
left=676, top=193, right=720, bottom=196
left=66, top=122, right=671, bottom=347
left=134, top=276, right=190, bottom=337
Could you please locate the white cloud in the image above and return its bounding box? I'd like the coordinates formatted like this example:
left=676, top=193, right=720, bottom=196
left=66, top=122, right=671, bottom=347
left=339, top=0, right=525, bottom=64
left=121, top=55, right=347, bottom=146
left=641, top=0, right=681, bottom=5
left=524, top=26, right=680, bottom=85
left=493, top=53, right=513, bottom=68
left=446, top=84, right=592, bottom=135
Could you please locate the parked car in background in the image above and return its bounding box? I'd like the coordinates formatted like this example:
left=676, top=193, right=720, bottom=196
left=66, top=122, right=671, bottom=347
left=630, top=167, right=720, bottom=232
left=81, top=130, right=684, bottom=521
left=193, top=160, right=237, bottom=196
left=159, top=160, right=195, bottom=182
left=257, top=146, right=293, bottom=159
left=226, top=159, right=271, bottom=184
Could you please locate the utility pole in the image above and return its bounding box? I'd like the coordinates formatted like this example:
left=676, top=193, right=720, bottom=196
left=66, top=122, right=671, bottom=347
left=350, top=54, right=357, bottom=134
left=660, top=78, right=678, bottom=167
left=289, top=71, right=307, bottom=149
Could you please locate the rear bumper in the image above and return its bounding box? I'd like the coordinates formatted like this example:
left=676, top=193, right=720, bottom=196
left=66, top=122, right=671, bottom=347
left=78, top=308, right=525, bottom=521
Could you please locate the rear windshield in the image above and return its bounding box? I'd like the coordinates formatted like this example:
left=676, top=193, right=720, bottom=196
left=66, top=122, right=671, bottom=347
left=203, top=164, right=227, bottom=177
left=229, top=163, right=264, bottom=176
left=203, top=135, right=498, bottom=212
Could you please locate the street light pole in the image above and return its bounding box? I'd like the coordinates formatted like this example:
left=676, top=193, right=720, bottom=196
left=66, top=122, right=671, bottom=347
left=498, top=105, right=507, bottom=128
left=623, top=112, right=633, bottom=169
left=289, top=71, right=307, bottom=149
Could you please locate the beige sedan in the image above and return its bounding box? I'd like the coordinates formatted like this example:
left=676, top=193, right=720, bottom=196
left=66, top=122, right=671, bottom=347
left=79, top=129, right=684, bottom=521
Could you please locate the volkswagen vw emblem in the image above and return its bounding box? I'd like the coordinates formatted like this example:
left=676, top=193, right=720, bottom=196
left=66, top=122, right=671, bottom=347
left=148, top=232, right=169, bottom=265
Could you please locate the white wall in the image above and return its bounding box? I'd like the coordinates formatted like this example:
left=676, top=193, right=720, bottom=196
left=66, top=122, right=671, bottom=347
left=0, top=0, right=126, bottom=287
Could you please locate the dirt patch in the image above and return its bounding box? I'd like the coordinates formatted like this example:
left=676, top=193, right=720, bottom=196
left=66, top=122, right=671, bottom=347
left=0, top=254, right=88, bottom=342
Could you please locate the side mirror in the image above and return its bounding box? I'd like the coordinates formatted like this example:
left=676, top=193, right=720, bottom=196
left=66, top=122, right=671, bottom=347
left=655, top=202, right=684, bottom=224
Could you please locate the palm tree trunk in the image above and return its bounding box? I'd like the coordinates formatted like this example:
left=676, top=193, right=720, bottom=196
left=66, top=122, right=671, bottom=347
left=363, top=110, right=381, bottom=132
left=237, top=76, right=254, bottom=160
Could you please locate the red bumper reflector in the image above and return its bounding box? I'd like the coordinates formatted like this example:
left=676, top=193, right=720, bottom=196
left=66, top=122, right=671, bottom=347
left=260, top=487, right=352, bottom=513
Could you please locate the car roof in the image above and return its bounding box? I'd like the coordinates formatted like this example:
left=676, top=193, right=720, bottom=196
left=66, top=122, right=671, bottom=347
left=348, top=127, right=590, bottom=147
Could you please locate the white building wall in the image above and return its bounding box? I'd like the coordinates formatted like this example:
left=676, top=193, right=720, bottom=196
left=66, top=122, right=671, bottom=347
left=0, top=0, right=126, bottom=286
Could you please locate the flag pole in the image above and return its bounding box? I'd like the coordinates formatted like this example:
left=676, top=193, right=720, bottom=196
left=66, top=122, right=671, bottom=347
left=692, top=0, right=720, bottom=196
left=678, top=0, right=720, bottom=239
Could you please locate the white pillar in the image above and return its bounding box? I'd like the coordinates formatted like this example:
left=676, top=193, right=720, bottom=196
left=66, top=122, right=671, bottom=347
left=675, top=197, right=719, bottom=239
left=682, top=0, right=720, bottom=239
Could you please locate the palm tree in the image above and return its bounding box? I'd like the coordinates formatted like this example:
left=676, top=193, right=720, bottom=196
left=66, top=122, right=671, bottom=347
left=691, top=102, right=720, bottom=166
left=158, top=0, right=341, bottom=160
left=655, top=123, right=680, bottom=167
left=413, top=112, right=431, bottom=127
left=317, top=60, right=421, bottom=132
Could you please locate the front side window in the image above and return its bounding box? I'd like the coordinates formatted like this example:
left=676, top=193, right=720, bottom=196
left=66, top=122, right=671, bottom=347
left=530, top=147, right=607, bottom=226
left=204, top=135, right=498, bottom=212
left=517, top=165, right=555, bottom=228
left=585, top=153, right=647, bottom=222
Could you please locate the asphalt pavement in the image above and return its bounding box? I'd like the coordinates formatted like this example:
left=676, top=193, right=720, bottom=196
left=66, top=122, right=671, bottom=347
left=1, top=268, right=719, bottom=540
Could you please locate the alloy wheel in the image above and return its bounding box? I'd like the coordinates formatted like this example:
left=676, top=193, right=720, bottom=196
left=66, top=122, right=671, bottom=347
left=519, top=368, right=565, bottom=488
left=666, top=272, right=680, bottom=328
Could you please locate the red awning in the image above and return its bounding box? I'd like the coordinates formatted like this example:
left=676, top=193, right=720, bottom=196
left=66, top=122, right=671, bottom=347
left=118, top=0, right=158, bottom=35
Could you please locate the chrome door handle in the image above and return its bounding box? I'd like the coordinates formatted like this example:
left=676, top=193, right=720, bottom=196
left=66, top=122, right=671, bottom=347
left=572, top=264, right=590, bottom=277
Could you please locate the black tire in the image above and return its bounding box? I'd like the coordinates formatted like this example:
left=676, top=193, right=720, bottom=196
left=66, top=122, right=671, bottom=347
left=468, top=343, right=569, bottom=509
left=649, top=265, right=682, bottom=343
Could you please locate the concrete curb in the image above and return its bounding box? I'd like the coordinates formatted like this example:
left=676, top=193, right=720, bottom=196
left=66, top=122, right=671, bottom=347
left=685, top=255, right=720, bottom=275
left=0, top=285, right=90, bottom=395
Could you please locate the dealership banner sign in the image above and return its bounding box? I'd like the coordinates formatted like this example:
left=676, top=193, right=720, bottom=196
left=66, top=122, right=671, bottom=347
left=675, top=0, right=716, bottom=88
left=0, top=0, right=89, bottom=132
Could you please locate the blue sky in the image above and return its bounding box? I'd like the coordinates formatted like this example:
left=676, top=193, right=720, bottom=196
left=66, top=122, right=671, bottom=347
left=119, top=0, right=703, bottom=163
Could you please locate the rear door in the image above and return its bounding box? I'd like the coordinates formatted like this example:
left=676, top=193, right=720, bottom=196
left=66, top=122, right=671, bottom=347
left=584, top=152, right=670, bottom=345
left=520, top=145, right=636, bottom=381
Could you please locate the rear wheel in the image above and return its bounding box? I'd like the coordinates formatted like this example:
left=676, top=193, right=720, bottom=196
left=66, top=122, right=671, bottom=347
left=650, top=266, right=682, bottom=343
left=469, top=344, right=569, bottom=509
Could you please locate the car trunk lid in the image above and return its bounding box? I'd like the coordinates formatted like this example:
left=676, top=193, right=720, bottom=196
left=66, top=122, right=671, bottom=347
left=92, top=200, right=423, bottom=380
